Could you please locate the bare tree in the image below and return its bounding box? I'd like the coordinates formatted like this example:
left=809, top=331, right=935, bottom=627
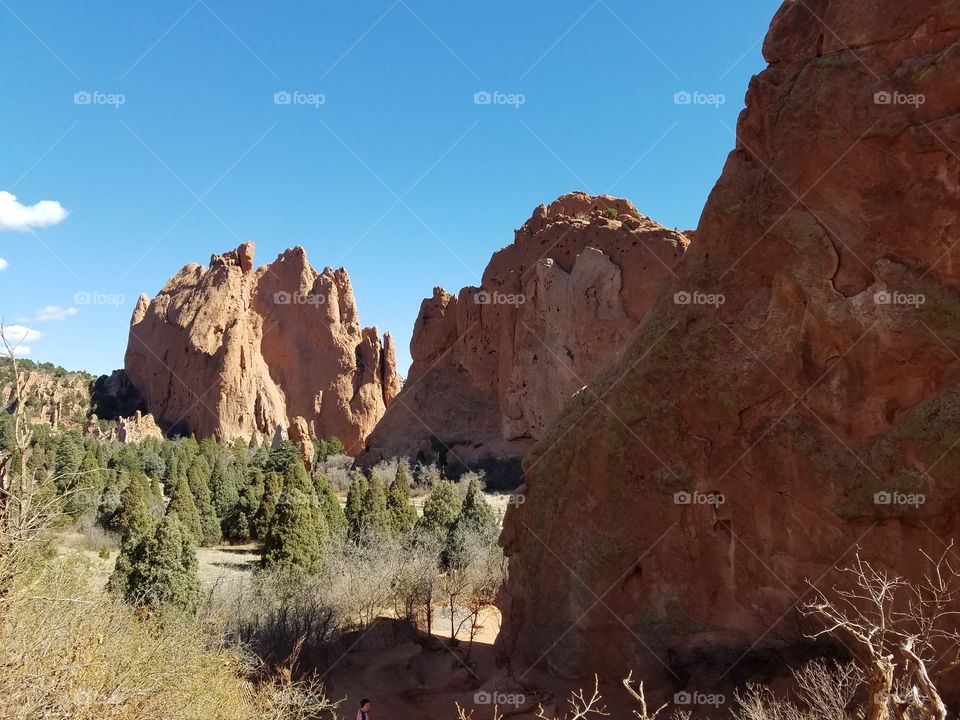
left=0, top=321, right=34, bottom=536
left=733, top=660, right=862, bottom=720
left=803, top=546, right=960, bottom=720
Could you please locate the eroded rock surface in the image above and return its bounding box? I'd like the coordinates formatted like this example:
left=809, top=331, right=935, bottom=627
left=499, top=0, right=960, bottom=686
left=361, top=193, right=689, bottom=483
left=124, top=242, right=399, bottom=453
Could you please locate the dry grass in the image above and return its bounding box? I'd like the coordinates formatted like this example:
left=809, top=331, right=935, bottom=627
left=0, top=549, right=338, bottom=720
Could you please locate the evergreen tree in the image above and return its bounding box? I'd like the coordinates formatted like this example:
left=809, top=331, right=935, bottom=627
left=261, top=459, right=326, bottom=571
left=187, top=456, right=221, bottom=546
left=267, top=440, right=300, bottom=475
left=443, top=478, right=498, bottom=568
left=252, top=471, right=283, bottom=540
left=112, top=472, right=157, bottom=542
left=345, top=474, right=369, bottom=541
left=314, top=471, right=347, bottom=539
left=161, top=453, right=180, bottom=496
left=96, top=469, right=123, bottom=528
left=386, top=464, right=418, bottom=535
left=53, top=429, right=84, bottom=486
left=457, top=478, right=497, bottom=535
left=359, top=476, right=391, bottom=538
left=416, top=480, right=462, bottom=537
left=109, top=514, right=202, bottom=615
left=110, top=444, right=142, bottom=473
left=68, top=447, right=106, bottom=515
left=209, top=457, right=240, bottom=521
left=223, top=465, right=264, bottom=542
left=166, top=473, right=203, bottom=544
left=232, top=437, right=249, bottom=467
left=314, top=435, right=346, bottom=465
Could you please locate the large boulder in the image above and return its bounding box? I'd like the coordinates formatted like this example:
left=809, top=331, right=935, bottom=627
left=361, top=193, right=689, bottom=485
left=124, top=242, right=400, bottom=454
left=499, top=0, right=960, bottom=687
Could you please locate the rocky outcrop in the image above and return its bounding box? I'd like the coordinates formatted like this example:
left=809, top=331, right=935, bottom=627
left=500, top=0, right=960, bottom=687
left=0, top=360, right=94, bottom=429
left=85, top=410, right=164, bottom=444
left=361, top=193, right=689, bottom=484
left=124, top=242, right=400, bottom=454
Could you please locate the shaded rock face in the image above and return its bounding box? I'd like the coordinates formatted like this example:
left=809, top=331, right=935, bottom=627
left=124, top=242, right=399, bottom=454
left=91, top=369, right=147, bottom=421
left=499, top=0, right=960, bottom=686
left=361, top=193, right=689, bottom=485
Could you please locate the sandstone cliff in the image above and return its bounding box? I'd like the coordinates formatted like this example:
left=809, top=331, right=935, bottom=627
left=499, top=0, right=960, bottom=685
left=124, top=242, right=400, bottom=454
left=361, top=193, right=689, bottom=484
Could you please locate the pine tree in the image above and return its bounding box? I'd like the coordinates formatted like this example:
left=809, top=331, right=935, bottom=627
left=261, top=459, right=326, bottom=571
left=387, top=464, right=418, bottom=535
left=167, top=473, right=203, bottom=544
left=187, top=456, right=221, bottom=546
left=109, top=514, right=202, bottom=615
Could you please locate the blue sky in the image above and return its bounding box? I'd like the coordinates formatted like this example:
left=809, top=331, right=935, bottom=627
left=0, top=0, right=780, bottom=376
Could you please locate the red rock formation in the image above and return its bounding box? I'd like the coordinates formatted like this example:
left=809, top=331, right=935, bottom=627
left=124, top=242, right=399, bottom=454
left=499, top=0, right=960, bottom=685
left=361, top=193, right=689, bottom=482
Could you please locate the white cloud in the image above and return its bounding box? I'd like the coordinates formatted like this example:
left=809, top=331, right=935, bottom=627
left=1, top=325, right=42, bottom=349
left=34, top=305, right=79, bottom=322
left=0, top=191, right=68, bottom=232
left=0, top=258, right=8, bottom=271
